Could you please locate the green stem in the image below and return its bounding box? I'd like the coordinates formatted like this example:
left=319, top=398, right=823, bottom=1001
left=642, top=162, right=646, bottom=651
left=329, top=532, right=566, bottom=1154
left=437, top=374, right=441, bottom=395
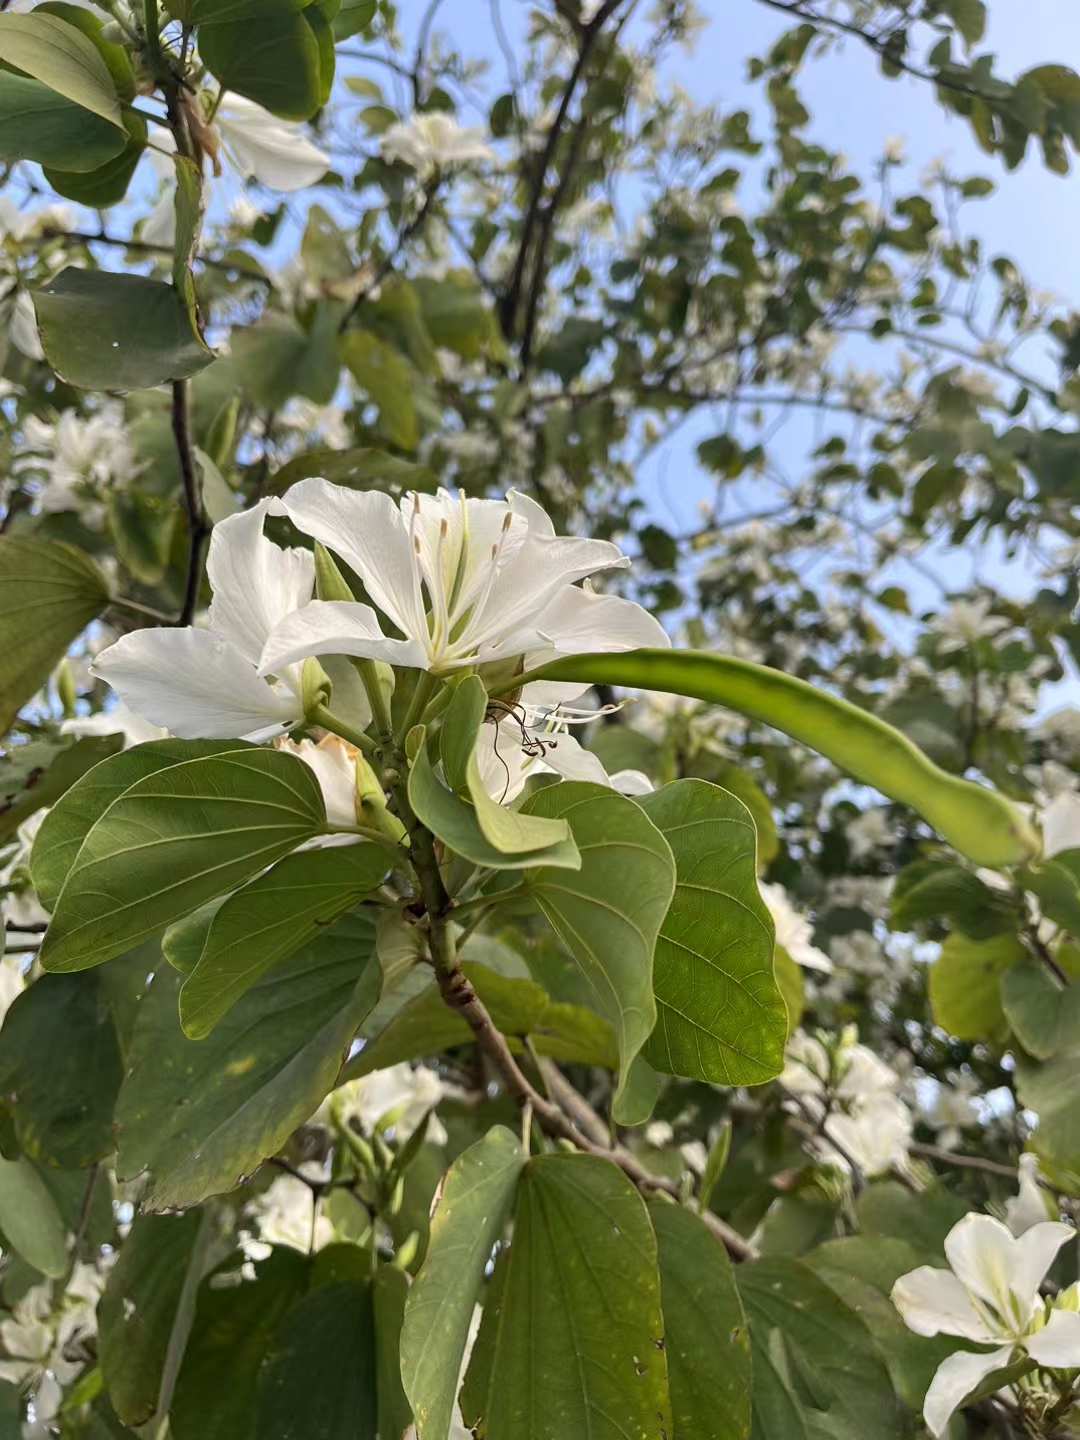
left=323, top=824, right=407, bottom=855
left=311, top=703, right=377, bottom=755
left=355, top=660, right=393, bottom=742
left=398, top=671, right=440, bottom=745
left=143, top=0, right=161, bottom=63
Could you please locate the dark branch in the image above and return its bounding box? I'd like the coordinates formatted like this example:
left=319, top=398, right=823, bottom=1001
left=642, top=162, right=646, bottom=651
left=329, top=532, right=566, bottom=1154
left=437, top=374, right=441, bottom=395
left=172, top=379, right=208, bottom=628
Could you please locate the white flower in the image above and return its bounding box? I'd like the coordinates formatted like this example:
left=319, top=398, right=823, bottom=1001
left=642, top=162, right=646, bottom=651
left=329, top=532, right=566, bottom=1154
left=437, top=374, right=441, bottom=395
left=1041, top=790, right=1080, bottom=859
left=782, top=1029, right=910, bottom=1177
left=4, top=289, right=43, bottom=361
left=274, top=735, right=360, bottom=829
left=381, top=113, right=493, bottom=176
left=0, top=1267, right=102, bottom=1428
left=930, top=597, right=1012, bottom=653
left=325, top=1063, right=448, bottom=1141
left=60, top=701, right=168, bottom=748
left=1005, top=1155, right=1056, bottom=1237
left=14, top=408, right=138, bottom=514
left=758, top=883, right=832, bottom=973
left=92, top=500, right=317, bottom=740
left=845, top=807, right=894, bottom=860
left=260, top=483, right=669, bottom=677
left=247, top=1174, right=335, bottom=1255
left=0, top=810, right=48, bottom=930
left=824, top=1092, right=912, bottom=1177
left=474, top=702, right=653, bottom=804
left=892, top=1215, right=1080, bottom=1435
left=215, top=95, right=330, bottom=191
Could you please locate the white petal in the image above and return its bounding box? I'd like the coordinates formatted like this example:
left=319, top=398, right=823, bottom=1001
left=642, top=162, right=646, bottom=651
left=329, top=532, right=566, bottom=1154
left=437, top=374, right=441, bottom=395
left=891, top=1265, right=998, bottom=1342
left=1025, top=1306, right=1080, bottom=1368
left=403, top=490, right=528, bottom=626
left=141, top=185, right=177, bottom=246
left=281, top=480, right=428, bottom=645
left=260, top=600, right=428, bottom=675
left=922, top=1345, right=1014, bottom=1437
left=92, top=629, right=302, bottom=739
left=1042, top=792, right=1080, bottom=859
left=217, top=96, right=330, bottom=191
left=207, top=499, right=312, bottom=666
left=520, top=587, right=670, bottom=665
left=8, top=290, right=43, bottom=360
left=610, top=769, right=654, bottom=795
left=534, top=731, right=613, bottom=786
left=946, top=1215, right=1075, bottom=1329
left=61, top=701, right=169, bottom=747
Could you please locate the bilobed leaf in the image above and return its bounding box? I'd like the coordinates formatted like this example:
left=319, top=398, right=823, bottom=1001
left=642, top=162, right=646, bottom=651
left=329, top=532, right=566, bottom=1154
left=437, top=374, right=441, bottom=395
left=639, top=779, right=787, bottom=1086
left=465, top=1154, right=671, bottom=1440
left=39, top=746, right=327, bottom=973
left=0, top=73, right=127, bottom=170
left=31, top=739, right=245, bottom=912
left=171, top=1248, right=310, bottom=1440
left=340, top=329, right=418, bottom=448
left=408, top=727, right=580, bottom=871
left=267, top=446, right=438, bottom=494
left=0, top=971, right=123, bottom=1167
left=232, top=311, right=341, bottom=409
left=521, top=782, right=676, bottom=1119
left=179, top=843, right=389, bottom=1038
left=1001, top=960, right=1080, bottom=1059
left=198, top=9, right=324, bottom=120
left=401, top=1126, right=524, bottom=1440
left=928, top=932, right=1026, bottom=1041
left=256, top=1275, right=377, bottom=1440
left=98, top=1211, right=213, bottom=1428
left=737, top=1255, right=903, bottom=1440
left=0, top=1154, right=68, bottom=1276
left=648, top=1199, right=751, bottom=1440
left=0, top=537, right=109, bottom=732
left=32, top=268, right=213, bottom=390
left=527, top=650, right=1039, bottom=870
left=0, top=12, right=124, bottom=126
left=115, top=913, right=379, bottom=1209
left=42, top=113, right=146, bottom=207
left=0, top=733, right=123, bottom=846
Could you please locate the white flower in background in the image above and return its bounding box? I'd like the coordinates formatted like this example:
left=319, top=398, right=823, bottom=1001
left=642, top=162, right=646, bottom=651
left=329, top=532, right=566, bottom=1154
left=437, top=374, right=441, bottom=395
left=921, top=1072, right=980, bottom=1151
left=929, top=597, right=1013, bottom=653
left=782, top=1028, right=911, bottom=1177
left=758, top=883, right=832, bottom=973
left=324, top=1063, right=448, bottom=1142
left=828, top=930, right=887, bottom=978
left=61, top=700, right=168, bottom=748
left=275, top=735, right=361, bottom=830
left=1005, top=1155, right=1057, bottom=1236
left=92, top=500, right=319, bottom=740
left=892, top=1215, right=1080, bottom=1435
left=13, top=407, right=138, bottom=515
left=1, top=288, right=43, bottom=361
left=474, top=702, right=653, bottom=804
left=0, top=1266, right=102, bottom=1435
left=1040, top=790, right=1080, bottom=859
left=381, top=113, right=494, bottom=176
left=0, top=809, right=48, bottom=929
left=260, top=483, right=669, bottom=677
left=845, top=807, right=894, bottom=860
left=246, top=1173, right=335, bottom=1257
left=0, top=199, right=74, bottom=362
left=1037, top=707, right=1080, bottom=757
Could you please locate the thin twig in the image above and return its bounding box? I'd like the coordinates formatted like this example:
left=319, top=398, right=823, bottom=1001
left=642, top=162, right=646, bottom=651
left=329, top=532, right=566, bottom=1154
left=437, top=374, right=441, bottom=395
left=339, top=188, right=437, bottom=332
left=910, top=1142, right=1034, bottom=1183
left=36, top=228, right=271, bottom=286
left=172, top=380, right=208, bottom=628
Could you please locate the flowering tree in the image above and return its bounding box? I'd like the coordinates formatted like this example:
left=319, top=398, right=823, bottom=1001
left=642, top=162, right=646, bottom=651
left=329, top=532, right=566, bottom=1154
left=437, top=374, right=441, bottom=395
left=1, top=0, right=1080, bottom=1436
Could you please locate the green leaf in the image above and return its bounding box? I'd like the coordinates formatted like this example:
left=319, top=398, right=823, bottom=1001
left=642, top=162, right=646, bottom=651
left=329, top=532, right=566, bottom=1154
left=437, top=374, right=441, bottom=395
left=32, top=268, right=213, bottom=391
left=340, top=329, right=418, bottom=449
left=0, top=1154, right=68, bottom=1276
left=464, top=1154, right=672, bottom=1440
left=31, top=739, right=243, bottom=912
left=198, top=9, right=324, bottom=120
left=525, top=650, right=1040, bottom=869
left=639, top=779, right=786, bottom=1086
left=0, top=73, right=127, bottom=170
left=928, top=932, right=1026, bottom=1041
left=1016, top=1050, right=1080, bottom=1189
left=856, top=1181, right=967, bottom=1262
left=34, top=1, right=136, bottom=99
left=372, top=1265, right=413, bottom=1440
left=266, top=445, right=438, bottom=495
left=179, top=844, right=389, bottom=1038
left=0, top=733, right=122, bottom=846
left=942, top=0, right=986, bottom=45
left=442, top=677, right=573, bottom=854
left=40, top=746, right=327, bottom=973
left=649, top=1199, right=751, bottom=1440
left=114, top=914, right=379, bottom=1209
left=1018, top=860, right=1080, bottom=937
left=891, top=858, right=1021, bottom=939
left=0, top=971, right=123, bottom=1167
left=1001, top=960, right=1080, bottom=1059
left=43, top=109, right=145, bottom=206
left=401, top=1126, right=524, bottom=1440
left=98, top=1211, right=213, bottom=1427
left=408, top=727, right=580, bottom=871
left=521, top=781, right=676, bottom=1119
left=232, top=310, right=341, bottom=409
left=256, top=1276, right=377, bottom=1440
left=0, top=12, right=123, bottom=126
left=171, top=1248, right=310, bottom=1440
left=0, top=537, right=109, bottom=732
left=165, top=0, right=307, bottom=21
left=737, top=1255, right=903, bottom=1439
